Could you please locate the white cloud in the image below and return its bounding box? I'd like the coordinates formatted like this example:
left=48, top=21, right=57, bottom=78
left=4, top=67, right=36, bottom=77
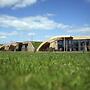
left=0, top=0, right=38, bottom=8
left=0, top=31, right=18, bottom=36
left=0, top=15, right=89, bottom=36
left=28, top=32, right=36, bottom=36
left=0, top=36, right=7, bottom=39
left=0, top=31, right=18, bottom=39
left=0, top=15, right=71, bottom=30
left=57, top=23, right=72, bottom=29
left=67, top=26, right=90, bottom=33
left=45, top=13, right=55, bottom=17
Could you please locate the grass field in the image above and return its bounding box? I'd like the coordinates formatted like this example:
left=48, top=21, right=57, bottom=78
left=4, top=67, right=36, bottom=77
left=0, top=52, right=90, bottom=90
left=31, top=41, right=42, bottom=49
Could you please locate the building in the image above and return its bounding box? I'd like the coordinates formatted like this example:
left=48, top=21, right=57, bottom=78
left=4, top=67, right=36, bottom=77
left=0, top=41, right=35, bottom=52
left=37, top=36, right=90, bottom=51
left=0, top=45, right=5, bottom=51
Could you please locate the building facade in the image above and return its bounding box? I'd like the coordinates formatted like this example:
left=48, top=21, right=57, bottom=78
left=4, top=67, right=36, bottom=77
left=0, top=41, right=35, bottom=52
left=37, top=36, right=90, bottom=51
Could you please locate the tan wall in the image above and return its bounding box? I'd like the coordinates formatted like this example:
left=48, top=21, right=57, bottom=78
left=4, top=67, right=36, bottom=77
left=5, top=45, right=9, bottom=51
left=27, top=43, right=35, bottom=52
left=49, top=41, right=58, bottom=50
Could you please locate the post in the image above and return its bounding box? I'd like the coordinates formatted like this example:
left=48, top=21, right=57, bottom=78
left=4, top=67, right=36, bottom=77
left=69, top=40, right=72, bottom=51
left=84, top=40, right=87, bottom=51
left=78, top=40, right=81, bottom=51
left=56, top=41, right=58, bottom=51
left=66, top=40, right=68, bottom=51
left=64, top=37, right=65, bottom=52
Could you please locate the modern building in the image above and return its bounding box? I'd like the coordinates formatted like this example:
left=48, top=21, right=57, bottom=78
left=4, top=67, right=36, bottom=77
left=0, top=41, right=35, bottom=52
left=37, top=36, right=90, bottom=52
left=0, top=45, right=5, bottom=51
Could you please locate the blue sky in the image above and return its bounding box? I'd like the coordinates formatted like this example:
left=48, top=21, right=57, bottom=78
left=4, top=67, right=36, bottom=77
left=0, top=0, right=90, bottom=43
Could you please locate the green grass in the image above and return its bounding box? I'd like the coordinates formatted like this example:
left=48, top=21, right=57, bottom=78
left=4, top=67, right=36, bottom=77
left=0, top=52, right=90, bottom=90
left=32, top=41, right=42, bottom=49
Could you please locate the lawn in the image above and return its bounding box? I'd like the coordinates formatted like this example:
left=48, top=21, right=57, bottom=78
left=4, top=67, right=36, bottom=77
left=0, top=52, right=90, bottom=90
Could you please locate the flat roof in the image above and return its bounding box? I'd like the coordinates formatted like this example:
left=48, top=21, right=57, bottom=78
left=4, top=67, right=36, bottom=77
left=49, top=36, right=90, bottom=40
left=73, top=36, right=90, bottom=40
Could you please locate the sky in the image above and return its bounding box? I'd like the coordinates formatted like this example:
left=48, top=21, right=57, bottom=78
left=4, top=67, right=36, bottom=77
left=0, top=0, right=90, bottom=43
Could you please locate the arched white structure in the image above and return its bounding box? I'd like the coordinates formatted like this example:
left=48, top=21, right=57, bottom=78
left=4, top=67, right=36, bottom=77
left=37, top=36, right=90, bottom=51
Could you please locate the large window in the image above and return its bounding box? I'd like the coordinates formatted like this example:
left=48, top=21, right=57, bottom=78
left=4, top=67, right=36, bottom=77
left=72, top=40, right=79, bottom=51
left=58, top=40, right=64, bottom=51
left=57, top=39, right=90, bottom=51
left=72, top=39, right=90, bottom=51
left=58, top=40, right=72, bottom=51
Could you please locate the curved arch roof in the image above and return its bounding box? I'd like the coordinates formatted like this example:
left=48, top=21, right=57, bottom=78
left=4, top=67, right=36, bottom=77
left=37, top=36, right=90, bottom=51
left=37, top=36, right=73, bottom=51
